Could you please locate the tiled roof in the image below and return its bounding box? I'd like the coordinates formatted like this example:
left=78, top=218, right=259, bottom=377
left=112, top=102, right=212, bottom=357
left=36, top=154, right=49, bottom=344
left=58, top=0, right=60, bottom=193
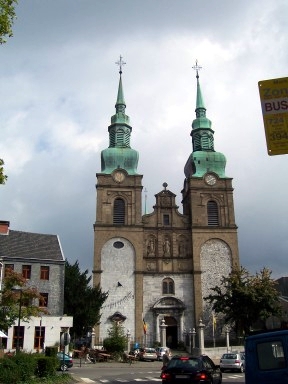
left=0, top=229, right=64, bottom=261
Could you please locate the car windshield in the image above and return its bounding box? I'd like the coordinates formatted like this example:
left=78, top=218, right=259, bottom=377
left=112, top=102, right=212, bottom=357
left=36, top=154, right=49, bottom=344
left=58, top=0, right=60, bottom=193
left=222, top=354, right=237, bottom=359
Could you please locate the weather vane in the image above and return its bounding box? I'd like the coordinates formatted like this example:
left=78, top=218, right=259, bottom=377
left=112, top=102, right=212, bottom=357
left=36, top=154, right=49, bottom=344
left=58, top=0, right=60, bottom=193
left=115, top=55, right=126, bottom=75
left=192, top=59, right=202, bottom=78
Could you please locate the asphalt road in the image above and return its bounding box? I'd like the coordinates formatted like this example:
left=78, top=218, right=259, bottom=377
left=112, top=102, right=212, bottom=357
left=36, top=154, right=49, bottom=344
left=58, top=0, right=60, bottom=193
left=69, top=359, right=245, bottom=384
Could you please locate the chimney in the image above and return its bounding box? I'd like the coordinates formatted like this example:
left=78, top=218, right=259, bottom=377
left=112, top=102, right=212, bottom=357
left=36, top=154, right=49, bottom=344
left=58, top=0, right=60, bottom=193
left=0, top=221, right=10, bottom=235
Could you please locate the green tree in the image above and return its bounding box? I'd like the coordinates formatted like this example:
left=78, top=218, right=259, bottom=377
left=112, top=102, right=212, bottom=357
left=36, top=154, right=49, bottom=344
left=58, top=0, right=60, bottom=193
left=0, top=269, right=47, bottom=331
left=0, top=159, right=8, bottom=184
left=103, top=322, right=127, bottom=354
left=204, top=266, right=282, bottom=336
left=64, top=260, right=108, bottom=338
left=0, top=0, right=18, bottom=44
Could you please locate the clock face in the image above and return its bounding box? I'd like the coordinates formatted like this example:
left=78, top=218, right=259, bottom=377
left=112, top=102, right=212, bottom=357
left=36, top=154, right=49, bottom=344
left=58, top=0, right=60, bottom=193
left=113, top=171, right=125, bottom=183
left=204, top=174, right=217, bottom=185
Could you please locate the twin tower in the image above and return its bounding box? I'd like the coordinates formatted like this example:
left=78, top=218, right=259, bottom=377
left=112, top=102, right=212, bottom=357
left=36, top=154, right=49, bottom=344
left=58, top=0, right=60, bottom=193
left=92, top=59, right=239, bottom=347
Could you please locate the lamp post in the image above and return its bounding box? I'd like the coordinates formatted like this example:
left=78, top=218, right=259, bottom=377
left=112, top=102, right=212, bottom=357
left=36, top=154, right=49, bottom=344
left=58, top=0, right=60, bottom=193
left=183, top=328, right=187, bottom=349
left=188, top=329, right=193, bottom=353
left=38, top=316, right=42, bottom=352
left=12, top=286, right=23, bottom=353
left=126, top=329, right=131, bottom=353
left=191, top=328, right=196, bottom=349
left=0, top=261, right=3, bottom=303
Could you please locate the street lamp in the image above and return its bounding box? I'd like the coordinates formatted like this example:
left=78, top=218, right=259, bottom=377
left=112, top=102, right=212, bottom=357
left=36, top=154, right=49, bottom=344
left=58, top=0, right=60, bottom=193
left=189, top=329, right=193, bottom=353
left=191, top=328, right=196, bottom=349
left=12, top=286, right=23, bottom=353
left=126, top=329, right=131, bottom=353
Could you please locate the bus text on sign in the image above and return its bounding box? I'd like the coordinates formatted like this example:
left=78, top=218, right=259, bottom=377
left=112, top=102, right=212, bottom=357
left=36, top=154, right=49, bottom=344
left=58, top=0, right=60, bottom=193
left=258, top=77, right=288, bottom=155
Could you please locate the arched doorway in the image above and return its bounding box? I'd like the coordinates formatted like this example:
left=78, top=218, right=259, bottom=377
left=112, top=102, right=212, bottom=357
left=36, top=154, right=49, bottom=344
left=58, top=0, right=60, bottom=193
left=152, top=296, right=186, bottom=349
left=164, top=316, right=178, bottom=348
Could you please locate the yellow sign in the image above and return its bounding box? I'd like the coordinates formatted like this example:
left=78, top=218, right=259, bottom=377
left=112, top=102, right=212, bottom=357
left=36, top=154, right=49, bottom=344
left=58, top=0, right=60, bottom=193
left=258, top=77, right=288, bottom=155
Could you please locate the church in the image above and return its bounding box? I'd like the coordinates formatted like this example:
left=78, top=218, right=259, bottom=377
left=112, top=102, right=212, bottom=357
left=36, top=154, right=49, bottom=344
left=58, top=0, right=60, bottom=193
left=92, top=59, right=240, bottom=348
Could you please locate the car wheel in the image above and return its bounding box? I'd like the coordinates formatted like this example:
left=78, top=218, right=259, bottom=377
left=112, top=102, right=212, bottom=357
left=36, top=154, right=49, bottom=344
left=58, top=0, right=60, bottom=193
left=239, top=365, right=244, bottom=373
left=220, top=368, right=225, bottom=373
left=60, top=364, right=68, bottom=371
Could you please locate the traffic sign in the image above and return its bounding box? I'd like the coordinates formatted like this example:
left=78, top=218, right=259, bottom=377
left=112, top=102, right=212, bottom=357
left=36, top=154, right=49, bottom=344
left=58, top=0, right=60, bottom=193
left=258, top=77, right=288, bottom=155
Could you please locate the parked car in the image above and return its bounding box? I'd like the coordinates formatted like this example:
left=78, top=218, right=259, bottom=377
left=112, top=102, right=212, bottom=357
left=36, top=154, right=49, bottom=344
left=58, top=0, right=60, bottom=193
left=156, top=347, right=171, bottom=361
left=57, top=352, right=74, bottom=371
left=161, top=355, right=222, bottom=384
left=220, top=352, right=245, bottom=373
left=138, top=347, right=158, bottom=361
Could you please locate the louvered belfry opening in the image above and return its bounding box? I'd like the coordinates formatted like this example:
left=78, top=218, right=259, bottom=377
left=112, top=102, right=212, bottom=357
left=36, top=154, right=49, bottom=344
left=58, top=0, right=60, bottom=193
left=207, top=200, right=219, bottom=226
left=113, top=198, right=125, bottom=224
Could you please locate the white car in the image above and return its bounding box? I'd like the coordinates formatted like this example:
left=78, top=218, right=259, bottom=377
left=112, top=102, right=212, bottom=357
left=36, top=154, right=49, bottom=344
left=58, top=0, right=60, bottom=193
left=220, top=352, right=245, bottom=373
left=139, top=347, right=158, bottom=361
left=155, top=347, right=171, bottom=361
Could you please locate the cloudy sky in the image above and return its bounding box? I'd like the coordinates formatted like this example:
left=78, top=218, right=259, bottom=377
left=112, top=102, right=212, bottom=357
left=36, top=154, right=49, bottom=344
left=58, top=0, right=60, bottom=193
left=0, top=0, right=287, bottom=279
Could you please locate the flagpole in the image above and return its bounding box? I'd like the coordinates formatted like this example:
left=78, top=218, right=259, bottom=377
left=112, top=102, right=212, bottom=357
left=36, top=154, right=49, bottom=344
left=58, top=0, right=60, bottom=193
left=212, top=313, right=216, bottom=348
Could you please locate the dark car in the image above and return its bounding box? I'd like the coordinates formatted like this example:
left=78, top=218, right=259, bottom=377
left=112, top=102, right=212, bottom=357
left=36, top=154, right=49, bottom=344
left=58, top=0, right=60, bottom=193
left=57, top=352, right=74, bottom=371
left=161, top=355, right=222, bottom=384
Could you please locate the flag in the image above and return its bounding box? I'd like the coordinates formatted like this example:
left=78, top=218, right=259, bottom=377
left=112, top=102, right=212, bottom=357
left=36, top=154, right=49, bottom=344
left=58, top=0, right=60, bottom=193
left=143, top=318, right=147, bottom=334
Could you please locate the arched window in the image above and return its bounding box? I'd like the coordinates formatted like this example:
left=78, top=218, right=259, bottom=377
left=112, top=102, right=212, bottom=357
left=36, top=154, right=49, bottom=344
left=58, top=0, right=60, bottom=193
left=113, top=198, right=125, bottom=224
left=207, top=200, right=219, bottom=226
left=162, top=278, right=175, bottom=295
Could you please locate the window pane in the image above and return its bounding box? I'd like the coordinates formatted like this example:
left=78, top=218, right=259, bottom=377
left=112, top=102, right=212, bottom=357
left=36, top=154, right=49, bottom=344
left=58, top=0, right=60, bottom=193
left=39, top=293, right=48, bottom=307
left=22, top=265, right=31, bottom=279
left=163, top=215, right=170, bottom=225
left=40, top=266, right=50, bottom=280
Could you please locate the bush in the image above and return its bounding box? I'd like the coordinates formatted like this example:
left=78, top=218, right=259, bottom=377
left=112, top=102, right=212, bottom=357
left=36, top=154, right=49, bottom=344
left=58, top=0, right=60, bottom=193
left=103, top=323, right=127, bottom=353
left=36, top=355, right=58, bottom=378
left=45, top=346, right=58, bottom=357
left=0, top=357, right=21, bottom=384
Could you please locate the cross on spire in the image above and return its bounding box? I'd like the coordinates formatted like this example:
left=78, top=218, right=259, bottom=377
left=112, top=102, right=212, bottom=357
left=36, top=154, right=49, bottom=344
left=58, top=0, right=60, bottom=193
left=115, top=55, right=126, bottom=75
left=192, top=59, right=202, bottom=79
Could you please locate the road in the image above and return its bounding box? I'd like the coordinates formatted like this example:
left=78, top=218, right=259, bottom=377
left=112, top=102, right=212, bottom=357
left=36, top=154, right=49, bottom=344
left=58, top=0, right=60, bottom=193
left=68, top=359, right=245, bottom=384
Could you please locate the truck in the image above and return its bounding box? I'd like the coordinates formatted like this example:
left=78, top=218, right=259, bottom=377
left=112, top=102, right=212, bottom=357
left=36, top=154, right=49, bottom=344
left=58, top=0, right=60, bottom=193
left=245, top=329, right=288, bottom=383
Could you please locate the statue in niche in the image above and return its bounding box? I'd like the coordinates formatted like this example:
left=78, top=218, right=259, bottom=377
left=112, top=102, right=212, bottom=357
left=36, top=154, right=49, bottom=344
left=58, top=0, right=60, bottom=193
left=163, top=238, right=171, bottom=257
left=178, top=240, right=187, bottom=257
left=147, top=237, right=156, bottom=256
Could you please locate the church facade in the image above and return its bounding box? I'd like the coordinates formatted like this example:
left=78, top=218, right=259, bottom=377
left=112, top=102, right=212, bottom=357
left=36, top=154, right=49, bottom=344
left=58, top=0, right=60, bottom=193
left=92, top=61, right=239, bottom=348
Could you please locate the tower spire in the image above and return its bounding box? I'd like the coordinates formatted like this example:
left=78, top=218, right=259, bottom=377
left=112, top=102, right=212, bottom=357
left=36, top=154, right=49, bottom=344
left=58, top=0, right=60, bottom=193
left=115, top=55, right=126, bottom=109
left=184, top=61, right=226, bottom=178
left=100, top=56, right=139, bottom=175
left=192, top=60, right=206, bottom=116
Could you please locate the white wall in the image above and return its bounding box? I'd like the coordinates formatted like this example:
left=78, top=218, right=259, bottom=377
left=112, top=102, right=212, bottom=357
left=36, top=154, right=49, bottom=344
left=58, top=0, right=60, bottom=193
left=5, top=315, right=73, bottom=353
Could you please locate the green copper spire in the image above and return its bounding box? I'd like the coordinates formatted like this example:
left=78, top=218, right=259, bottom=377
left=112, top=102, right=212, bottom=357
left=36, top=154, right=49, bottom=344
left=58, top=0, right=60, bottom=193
left=101, top=56, right=139, bottom=174
left=184, top=61, right=226, bottom=178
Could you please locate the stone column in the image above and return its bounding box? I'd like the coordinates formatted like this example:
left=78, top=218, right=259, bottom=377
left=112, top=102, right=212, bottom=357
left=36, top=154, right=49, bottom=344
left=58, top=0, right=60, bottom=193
left=198, top=319, right=205, bottom=355
left=91, top=328, right=95, bottom=349
left=160, top=319, right=167, bottom=347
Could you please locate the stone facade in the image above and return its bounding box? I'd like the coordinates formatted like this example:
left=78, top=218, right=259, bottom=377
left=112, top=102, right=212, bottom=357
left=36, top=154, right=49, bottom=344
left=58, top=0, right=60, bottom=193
left=93, top=69, right=240, bottom=348
left=93, top=175, right=239, bottom=347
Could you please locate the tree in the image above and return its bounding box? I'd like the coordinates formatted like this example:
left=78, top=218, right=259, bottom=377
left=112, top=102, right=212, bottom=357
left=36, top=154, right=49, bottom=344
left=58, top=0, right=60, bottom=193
left=0, top=159, right=7, bottom=184
left=204, top=266, right=282, bottom=336
left=0, top=269, right=47, bottom=331
left=64, top=260, right=108, bottom=339
left=103, top=322, right=127, bottom=354
left=0, top=0, right=18, bottom=44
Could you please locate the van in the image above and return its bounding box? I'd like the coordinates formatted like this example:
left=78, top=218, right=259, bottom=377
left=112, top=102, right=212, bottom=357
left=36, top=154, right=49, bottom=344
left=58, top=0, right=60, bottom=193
left=245, top=329, right=288, bottom=384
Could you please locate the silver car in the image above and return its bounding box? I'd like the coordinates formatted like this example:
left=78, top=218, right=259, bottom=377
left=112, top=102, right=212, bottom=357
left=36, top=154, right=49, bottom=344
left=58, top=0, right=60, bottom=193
left=139, top=347, right=158, bottom=361
left=220, top=352, right=245, bottom=373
